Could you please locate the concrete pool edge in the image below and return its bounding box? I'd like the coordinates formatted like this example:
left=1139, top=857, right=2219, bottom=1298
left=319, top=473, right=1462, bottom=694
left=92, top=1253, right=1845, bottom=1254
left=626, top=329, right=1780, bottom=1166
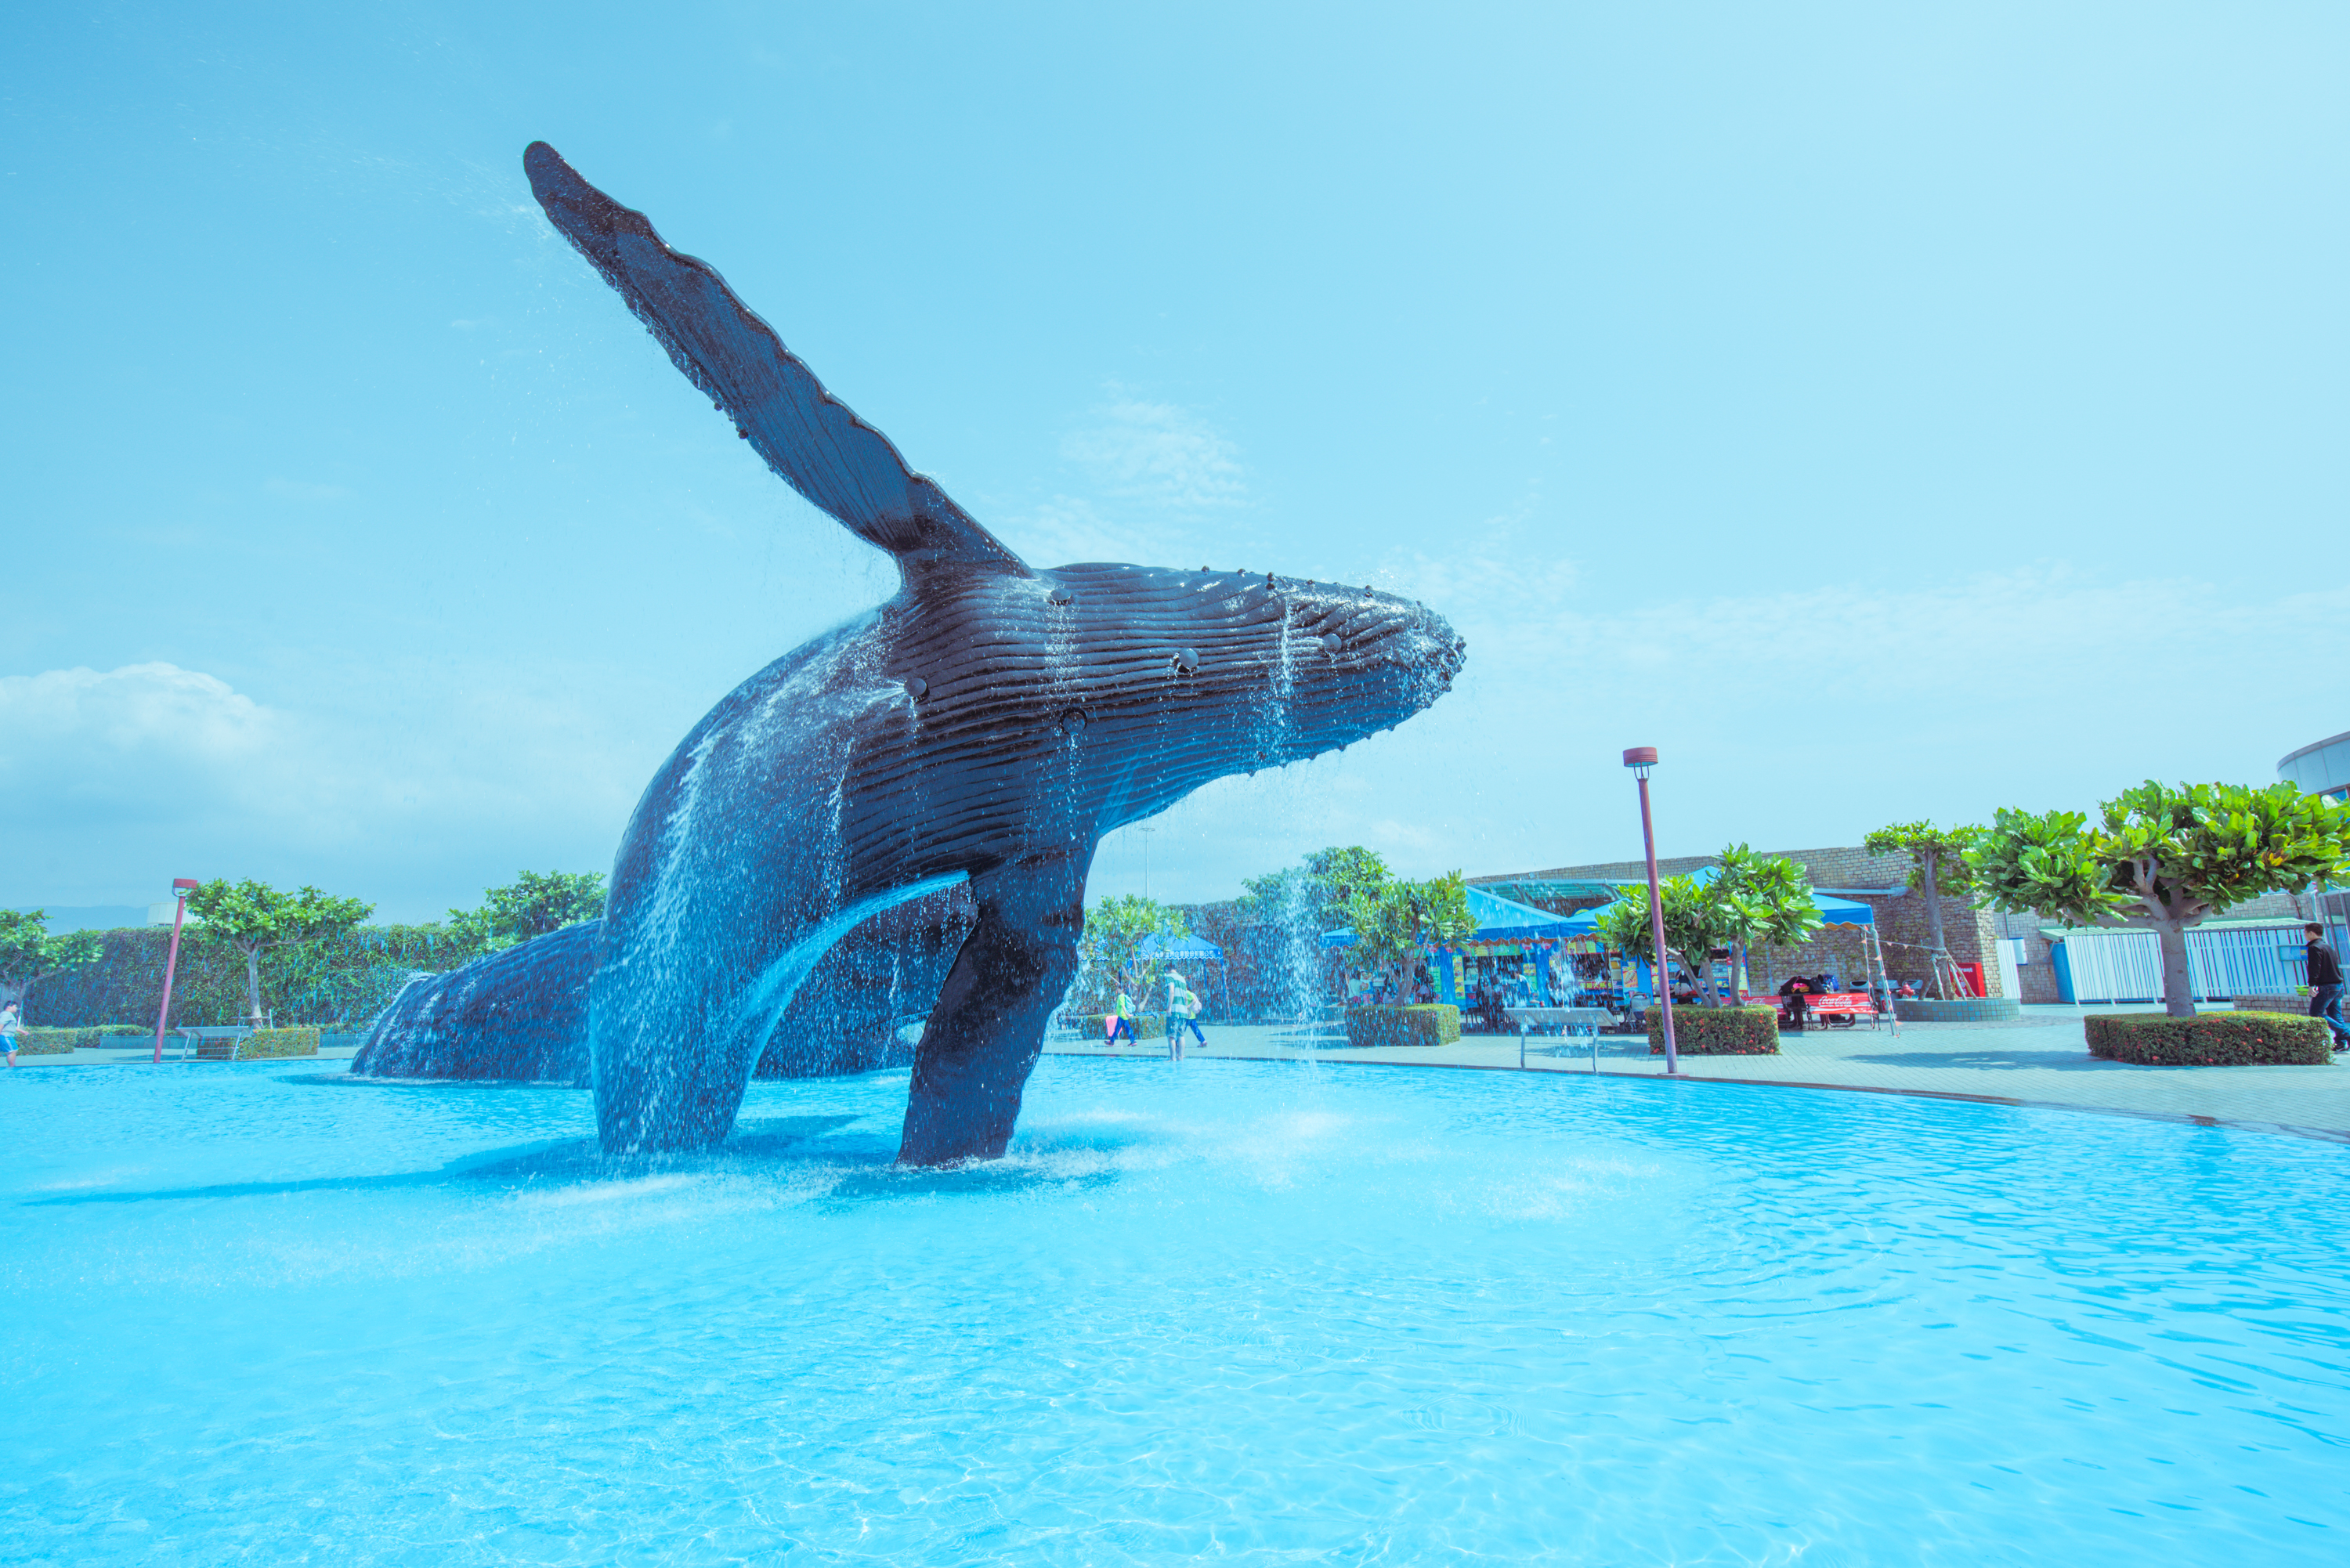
left=1047, top=1044, right=2350, bottom=1147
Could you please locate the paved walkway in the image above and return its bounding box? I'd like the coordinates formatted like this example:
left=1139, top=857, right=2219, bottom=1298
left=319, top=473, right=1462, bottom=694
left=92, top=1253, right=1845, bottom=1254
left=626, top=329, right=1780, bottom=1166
left=1051, top=1006, right=2350, bottom=1143
left=19, top=1010, right=2350, bottom=1143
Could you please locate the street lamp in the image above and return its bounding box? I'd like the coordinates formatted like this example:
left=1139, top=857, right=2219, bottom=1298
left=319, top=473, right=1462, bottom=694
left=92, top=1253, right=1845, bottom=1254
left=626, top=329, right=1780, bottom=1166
left=1622, top=748, right=1679, bottom=1075
left=152, top=877, right=199, bottom=1063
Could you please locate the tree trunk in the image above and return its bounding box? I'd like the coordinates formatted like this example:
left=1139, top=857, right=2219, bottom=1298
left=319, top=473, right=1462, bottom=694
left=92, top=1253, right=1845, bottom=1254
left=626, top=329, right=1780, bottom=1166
left=2153, top=920, right=2195, bottom=1019
left=243, top=944, right=266, bottom=1026
left=1920, top=848, right=1948, bottom=997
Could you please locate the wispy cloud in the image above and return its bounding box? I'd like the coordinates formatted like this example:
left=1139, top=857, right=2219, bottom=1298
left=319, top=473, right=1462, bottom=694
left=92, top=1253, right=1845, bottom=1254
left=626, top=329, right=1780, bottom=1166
left=0, top=660, right=660, bottom=912
left=1059, top=397, right=1246, bottom=511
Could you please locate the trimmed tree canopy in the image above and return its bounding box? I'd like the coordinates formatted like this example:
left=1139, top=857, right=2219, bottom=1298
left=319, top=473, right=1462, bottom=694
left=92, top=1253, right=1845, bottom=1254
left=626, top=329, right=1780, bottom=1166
left=449, top=870, right=609, bottom=955
left=1076, top=894, right=1190, bottom=1013
left=1966, top=780, right=2350, bottom=1018
left=1341, top=870, right=1473, bottom=977
left=1597, top=848, right=1823, bottom=1003
left=186, top=880, right=375, bottom=1024
left=1864, top=818, right=1982, bottom=995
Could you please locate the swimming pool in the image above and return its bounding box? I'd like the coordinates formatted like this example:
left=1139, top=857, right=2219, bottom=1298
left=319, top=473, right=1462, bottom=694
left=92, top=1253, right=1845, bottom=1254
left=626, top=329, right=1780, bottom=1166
left=2, top=1056, right=2343, bottom=1563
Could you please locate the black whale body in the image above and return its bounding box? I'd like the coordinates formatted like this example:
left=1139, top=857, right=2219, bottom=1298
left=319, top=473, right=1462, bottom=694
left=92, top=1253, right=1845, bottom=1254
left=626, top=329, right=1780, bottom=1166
left=351, top=143, right=1464, bottom=1165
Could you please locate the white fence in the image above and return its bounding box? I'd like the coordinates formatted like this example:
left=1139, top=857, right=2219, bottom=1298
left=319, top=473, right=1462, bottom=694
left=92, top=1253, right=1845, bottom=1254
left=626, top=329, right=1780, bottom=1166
left=2054, top=923, right=2319, bottom=1003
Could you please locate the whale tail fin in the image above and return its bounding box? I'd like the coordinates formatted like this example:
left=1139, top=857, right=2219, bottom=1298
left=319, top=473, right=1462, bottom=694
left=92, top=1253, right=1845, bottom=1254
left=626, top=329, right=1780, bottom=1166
left=524, top=141, right=1027, bottom=577
left=350, top=921, right=599, bottom=1084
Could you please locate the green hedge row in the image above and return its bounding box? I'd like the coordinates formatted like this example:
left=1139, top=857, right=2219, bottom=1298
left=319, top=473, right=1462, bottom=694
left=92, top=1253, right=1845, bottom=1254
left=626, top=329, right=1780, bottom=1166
left=1346, top=1003, right=1462, bottom=1049
left=23, top=925, right=462, bottom=1028
left=2084, top=1012, right=2332, bottom=1066
left=12, top=1028, right=82, bottom=1055
left=227, top=1027, right=320, bottom=1060
left=1647, top=1006, right=1781, bottom=1055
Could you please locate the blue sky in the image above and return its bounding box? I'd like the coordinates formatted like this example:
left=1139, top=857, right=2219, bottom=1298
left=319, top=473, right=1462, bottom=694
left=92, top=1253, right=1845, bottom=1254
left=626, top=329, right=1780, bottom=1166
left=6, top=2, right=2346, bottom=921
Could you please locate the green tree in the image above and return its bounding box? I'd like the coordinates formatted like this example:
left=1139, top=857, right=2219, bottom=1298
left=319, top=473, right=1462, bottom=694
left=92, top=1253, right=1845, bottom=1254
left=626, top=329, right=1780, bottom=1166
left=448, top=870, right=608, bottom=956
left=1340, top=870, right=1473, bottom=998
left=0, top=910, right=103, bottom=1017
left=1238, top=846, right=1390, bottom=934
left=1863, top=820, right=1983, bottom=996
left=186, top=880, right=376, bottom=1025
left=1967, top=780, right=2350, bottom=1018
left=1076, top=894, right=1190, bottom=1013
left=1595, top=875, right=1731, bottom=1001
left=1708, top=844, right=1827, bottom=998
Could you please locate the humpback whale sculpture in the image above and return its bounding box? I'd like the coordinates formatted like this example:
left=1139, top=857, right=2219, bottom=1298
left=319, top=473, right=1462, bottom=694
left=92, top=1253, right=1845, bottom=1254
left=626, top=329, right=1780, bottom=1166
left=352, top=143, right=1465, bottom=1165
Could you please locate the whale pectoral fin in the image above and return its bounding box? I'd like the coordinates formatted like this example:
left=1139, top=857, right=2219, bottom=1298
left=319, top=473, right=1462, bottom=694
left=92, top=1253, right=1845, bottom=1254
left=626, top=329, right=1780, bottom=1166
left=523, top=141, right=1027, bottom=577
left=898, top=854, right=1088, bottom=1165
left=755, top=885, right=979, bottom=1078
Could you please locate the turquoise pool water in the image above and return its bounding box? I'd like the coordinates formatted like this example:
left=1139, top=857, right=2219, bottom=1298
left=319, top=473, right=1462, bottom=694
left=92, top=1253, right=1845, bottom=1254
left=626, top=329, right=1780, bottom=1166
left=2, top=1057, right=2344, bottom=1565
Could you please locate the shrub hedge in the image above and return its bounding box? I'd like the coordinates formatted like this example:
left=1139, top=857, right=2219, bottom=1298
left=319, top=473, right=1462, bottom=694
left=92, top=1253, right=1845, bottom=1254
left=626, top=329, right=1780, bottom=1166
left=2084, top=1011, right=2331, bottom=1066
left=229, top=1027, right=321, bottom=1060
left=12, top=1028, right=80, bottom=1055
left=23, top=924, right=462, bottom=1028
left=1078, top=1013, right=1166, bottom=1040
left=1346, top=1003, right=1462, bottom=1050
left=1647, top=1006, right=1781, bottom=1055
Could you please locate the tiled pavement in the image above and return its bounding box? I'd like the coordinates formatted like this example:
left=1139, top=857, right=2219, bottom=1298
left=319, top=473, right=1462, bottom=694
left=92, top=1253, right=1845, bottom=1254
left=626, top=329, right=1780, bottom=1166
left=21, top=1009, right=2350, bottom=1144
left=1048, top=1006, right=2350, bottom=1143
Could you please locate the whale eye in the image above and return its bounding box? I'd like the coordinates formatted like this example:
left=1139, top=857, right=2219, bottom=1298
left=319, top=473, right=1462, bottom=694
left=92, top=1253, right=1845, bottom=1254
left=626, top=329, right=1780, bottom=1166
left=1057, top=709, right=1087, bottom=736
left=1047, top=589, right=1074, bottom=606
left=1175, top=648, right=1199, bottom=672
left=1320, top=634, right=1341, bottom=656
left=904, top=677, right=927, bottom=699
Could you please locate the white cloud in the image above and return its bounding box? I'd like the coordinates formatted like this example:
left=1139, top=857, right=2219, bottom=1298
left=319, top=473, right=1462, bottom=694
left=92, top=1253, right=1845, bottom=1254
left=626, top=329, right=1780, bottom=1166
left=0, top=663, right=280, bottom=768
left=1059, top=398, right=1246, bottom=511
left=0, top=660, right=667, bottom=916
left=998, top=495, right=1159, bottom=568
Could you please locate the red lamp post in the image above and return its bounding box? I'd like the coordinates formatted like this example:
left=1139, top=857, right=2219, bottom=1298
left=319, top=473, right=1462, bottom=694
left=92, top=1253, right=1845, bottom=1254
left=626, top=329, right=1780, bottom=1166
left=1622, top=748, right=1678, bottom=1075
left=152, top=878, right=199, bottom=1063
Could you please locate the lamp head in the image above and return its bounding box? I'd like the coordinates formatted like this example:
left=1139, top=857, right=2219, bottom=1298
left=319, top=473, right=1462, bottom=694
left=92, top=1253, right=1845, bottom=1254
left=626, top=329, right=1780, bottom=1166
left=1622, top=746, right=1658, bottom=779
left=172, top=877, right=199, bottom=894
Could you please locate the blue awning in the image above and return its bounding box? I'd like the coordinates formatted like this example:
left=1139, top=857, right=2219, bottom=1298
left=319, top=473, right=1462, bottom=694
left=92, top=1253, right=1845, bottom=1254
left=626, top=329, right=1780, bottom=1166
left=1565, top=876, right=1874, bottom=934
left=1322, top=887, right=1582, bottom=949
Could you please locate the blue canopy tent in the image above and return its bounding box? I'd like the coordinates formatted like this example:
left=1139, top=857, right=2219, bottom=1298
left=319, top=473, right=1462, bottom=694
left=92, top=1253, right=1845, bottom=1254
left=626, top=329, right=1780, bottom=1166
left=1564, top=875, right=1875, bottom=999
left=1322, top=887, right=1583, bottom=1006
left=1133, top=932, right=1229, bottom=1015
left=1564, top=883, right=1875, bottom=934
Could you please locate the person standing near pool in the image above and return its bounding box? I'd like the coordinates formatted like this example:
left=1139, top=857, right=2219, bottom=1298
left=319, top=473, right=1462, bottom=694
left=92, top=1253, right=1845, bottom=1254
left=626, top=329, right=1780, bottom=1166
left=1166, top=972, right=1206, bottom=1058
left=1105, top=988, right=1138, bottom=1048
left=1, top=1001, right=20, bottom=1068
left=2305, top=923, right=2349, bottom=1051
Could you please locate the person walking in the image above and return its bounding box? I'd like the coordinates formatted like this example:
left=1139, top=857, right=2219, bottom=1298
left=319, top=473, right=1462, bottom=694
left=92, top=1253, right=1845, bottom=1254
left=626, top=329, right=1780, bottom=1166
left=1166, top=972, right=1206, bottom=1058
left=2306, top=923, right=2349, bottom=1052
left=1105, top=988, right=1138, bottom=1048
left=1, top=1001, right=21, bottom=1068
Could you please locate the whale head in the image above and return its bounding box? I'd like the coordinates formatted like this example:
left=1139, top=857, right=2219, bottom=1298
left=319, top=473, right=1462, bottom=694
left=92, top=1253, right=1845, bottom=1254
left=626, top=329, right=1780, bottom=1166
left=1021, top=562, right=1464, bottom=830
left=874, top=558, right=1462, bottom=855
